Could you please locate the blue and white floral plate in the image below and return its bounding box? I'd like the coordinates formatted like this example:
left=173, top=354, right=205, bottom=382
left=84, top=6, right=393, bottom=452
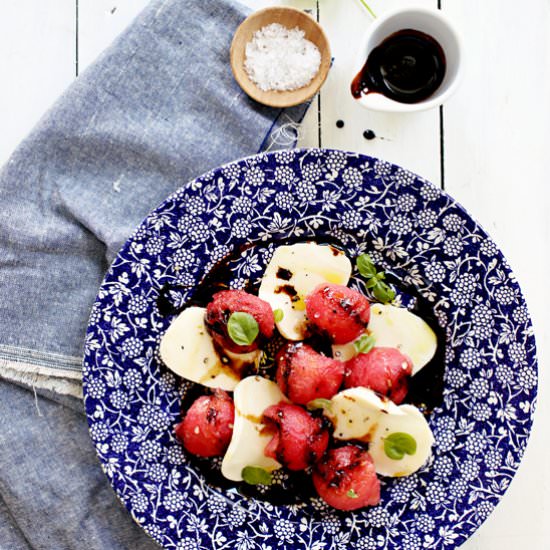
left=83, top=149, right=537, bottom=550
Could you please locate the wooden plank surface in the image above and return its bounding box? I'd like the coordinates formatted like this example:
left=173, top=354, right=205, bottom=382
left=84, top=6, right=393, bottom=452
left=0, top=0, right=75, bottom=166
left=0, top=1, right=548, bottom=549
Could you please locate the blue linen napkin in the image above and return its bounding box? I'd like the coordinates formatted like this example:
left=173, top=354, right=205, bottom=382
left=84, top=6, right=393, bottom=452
left=0, top=0, right=310, bottom=547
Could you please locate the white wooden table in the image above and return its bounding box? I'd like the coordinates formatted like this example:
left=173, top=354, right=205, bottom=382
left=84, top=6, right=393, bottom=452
left=1, top=1, right=548, bottom=548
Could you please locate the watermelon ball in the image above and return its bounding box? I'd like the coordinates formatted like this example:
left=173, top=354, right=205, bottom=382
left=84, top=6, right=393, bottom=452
left=345, top=347, right=413, bottom=404
left=312, top=445, right=380, bottom=510
left=175, top=390, right=235, bottom=457
left=263, top=402, right=329, bottom=471
left=306, top=284, right=371, bottom=345
left=205, top=290, right=275, bottom=353
left=275, top=342, right=344, bottom=405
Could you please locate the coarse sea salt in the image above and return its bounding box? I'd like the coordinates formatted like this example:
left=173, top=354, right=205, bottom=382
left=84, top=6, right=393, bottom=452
left=244, top=23, right=321, bottom=92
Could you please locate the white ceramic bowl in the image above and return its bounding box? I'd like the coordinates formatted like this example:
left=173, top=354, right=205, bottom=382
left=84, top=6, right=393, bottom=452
left=353, top=7, right=463, bottom=112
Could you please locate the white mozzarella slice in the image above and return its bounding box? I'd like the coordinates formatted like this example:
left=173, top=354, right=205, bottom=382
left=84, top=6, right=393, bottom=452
left=159, top=307, right=259, bottom=391
left=353, top=304, right=437, bottom=374
left=332, top=340, right=358, bottom=362
left=368, top=404, right=434, bottom=477
left=326, top=387, right=434, bottom=478
left=327, top=387, right=397, bottom=441
left=221, top=376, right=288, bottom=481
left=258, top=243, right=352, bottom=340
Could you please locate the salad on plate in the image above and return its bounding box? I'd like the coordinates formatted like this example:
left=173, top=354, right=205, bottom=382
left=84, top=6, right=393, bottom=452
left=159, top=242, right=440, bottom=511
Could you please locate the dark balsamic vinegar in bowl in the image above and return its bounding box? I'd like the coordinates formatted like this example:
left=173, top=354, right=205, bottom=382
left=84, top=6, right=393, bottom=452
left=351, top=29, right=446, bottom=104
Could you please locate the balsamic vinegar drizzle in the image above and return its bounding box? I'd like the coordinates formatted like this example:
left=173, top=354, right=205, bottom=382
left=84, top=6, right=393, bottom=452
left=158, top=237, right=446, bottom=505
left=351, top=29, right=446, bottom=104
left=276, top=267, right=293, bottom=281
left=156, top=234, right=348, bottom=317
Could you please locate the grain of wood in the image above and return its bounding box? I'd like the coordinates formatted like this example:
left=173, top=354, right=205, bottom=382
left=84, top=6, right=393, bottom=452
left=0, top=0, right=75, bottom=167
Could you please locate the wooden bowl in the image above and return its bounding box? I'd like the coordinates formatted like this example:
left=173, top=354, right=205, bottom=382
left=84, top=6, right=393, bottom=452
left=230, top=6, right=331, bottom=108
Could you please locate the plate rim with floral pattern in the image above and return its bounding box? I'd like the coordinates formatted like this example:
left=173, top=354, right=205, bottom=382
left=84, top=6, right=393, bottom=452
left=83, top=148, right=538, bottom=550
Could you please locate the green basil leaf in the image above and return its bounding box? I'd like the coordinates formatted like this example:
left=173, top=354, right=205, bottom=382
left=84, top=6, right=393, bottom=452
left=227, top=312, right=259, bottom=346
left=354, top=334, right=376, bottom=355
left=306, top=398, right=333, bottom=413
left=384, top=432, right=417, bottom=461
left=357, top=254, right=395, bottom=304
left=365, top=278, right=378, bottom=289
left=372, top=281, right=396, bottom=304
left=356, top=254, right=377, bottom=278
left=273, top=308, right=284, bottom=322
left=241, top=466, right=273, bottom=485
left=346, top=489, right=359, bottom=499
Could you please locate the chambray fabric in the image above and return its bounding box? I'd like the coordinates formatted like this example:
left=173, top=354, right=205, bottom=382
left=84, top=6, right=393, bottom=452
left=0, top=382, right=160, bottom=549
left=0, top=0, right=309, bottom=548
